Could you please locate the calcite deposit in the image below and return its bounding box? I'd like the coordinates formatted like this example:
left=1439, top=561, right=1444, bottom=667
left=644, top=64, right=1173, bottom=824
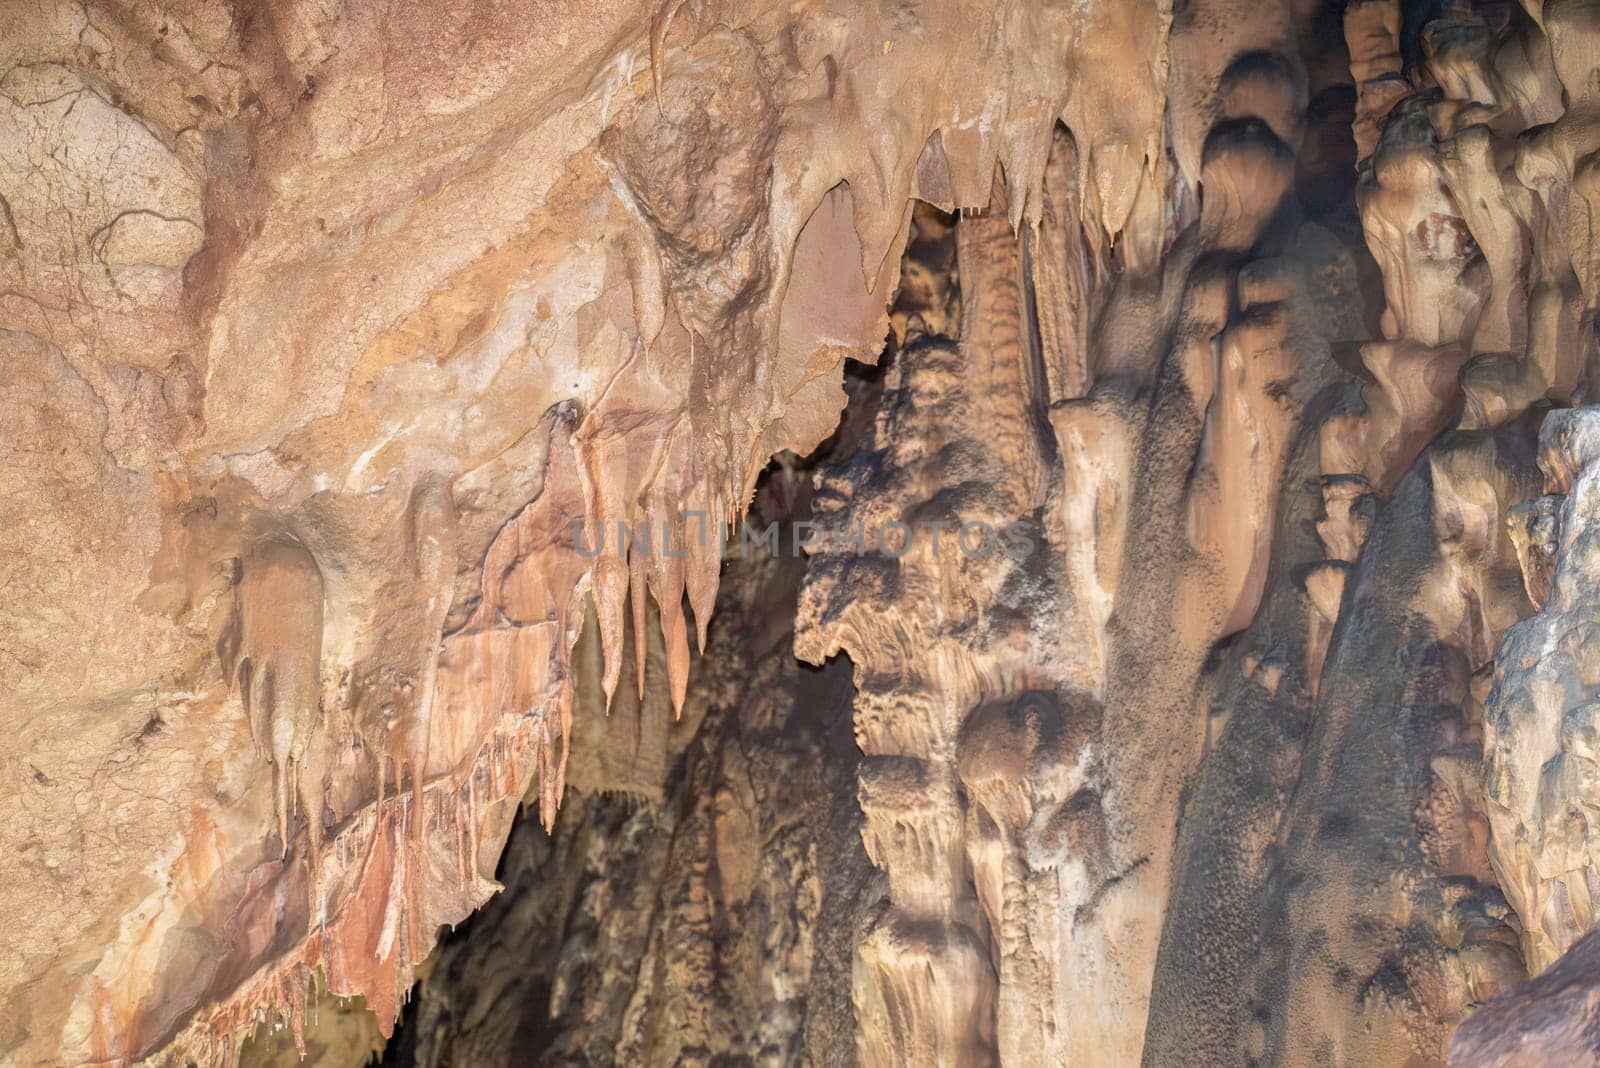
left=8, top=0, right=1600, bottom=1065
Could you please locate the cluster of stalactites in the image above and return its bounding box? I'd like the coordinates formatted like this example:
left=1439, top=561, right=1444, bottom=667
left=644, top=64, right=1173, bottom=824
left=1299, top=0, right=1592, bottom=701
left=146, top=2, right=1187, bottom=1060
left=1332, top=0, right=1600, bottom=1019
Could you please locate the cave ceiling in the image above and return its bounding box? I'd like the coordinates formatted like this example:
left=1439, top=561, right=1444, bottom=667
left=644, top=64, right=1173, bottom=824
left=6, top=1, right=1600, bottom=1065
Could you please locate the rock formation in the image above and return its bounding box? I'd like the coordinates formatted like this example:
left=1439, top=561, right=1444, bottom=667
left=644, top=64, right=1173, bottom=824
left=8, top=0, right=1600, bottom=1066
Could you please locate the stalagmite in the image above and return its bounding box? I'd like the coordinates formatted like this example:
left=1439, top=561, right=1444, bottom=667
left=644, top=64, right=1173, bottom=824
left=11, top=1, right=1600, bottom=1066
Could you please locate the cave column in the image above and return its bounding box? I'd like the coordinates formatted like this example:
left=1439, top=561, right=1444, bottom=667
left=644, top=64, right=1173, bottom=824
left=797, top=173, right=1075, bottom=1066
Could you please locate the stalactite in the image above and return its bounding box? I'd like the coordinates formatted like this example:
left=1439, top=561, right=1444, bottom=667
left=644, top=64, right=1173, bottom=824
left=12, top=1, right=1600, bottom=1065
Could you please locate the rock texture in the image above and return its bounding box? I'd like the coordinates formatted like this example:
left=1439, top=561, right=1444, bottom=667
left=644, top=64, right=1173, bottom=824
left=9, top=0, right=1600, bottom=1065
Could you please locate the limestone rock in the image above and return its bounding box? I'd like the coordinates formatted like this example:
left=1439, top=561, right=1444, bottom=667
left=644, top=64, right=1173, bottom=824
left=7, top=1, right=1600, bottom=1066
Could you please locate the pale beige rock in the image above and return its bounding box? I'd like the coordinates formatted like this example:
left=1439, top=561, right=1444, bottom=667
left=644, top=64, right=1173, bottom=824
left=7, top=0, right=1600, bottom=1065
left=1485, top=409, right=1600, bottom=974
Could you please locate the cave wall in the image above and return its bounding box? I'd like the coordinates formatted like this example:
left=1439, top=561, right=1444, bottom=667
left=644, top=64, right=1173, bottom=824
left=8, top=0, right=1600, bottom=1065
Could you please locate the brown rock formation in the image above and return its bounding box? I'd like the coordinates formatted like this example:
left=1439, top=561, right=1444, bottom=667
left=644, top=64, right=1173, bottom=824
left=10, top=1, right=1600, bottom=1066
